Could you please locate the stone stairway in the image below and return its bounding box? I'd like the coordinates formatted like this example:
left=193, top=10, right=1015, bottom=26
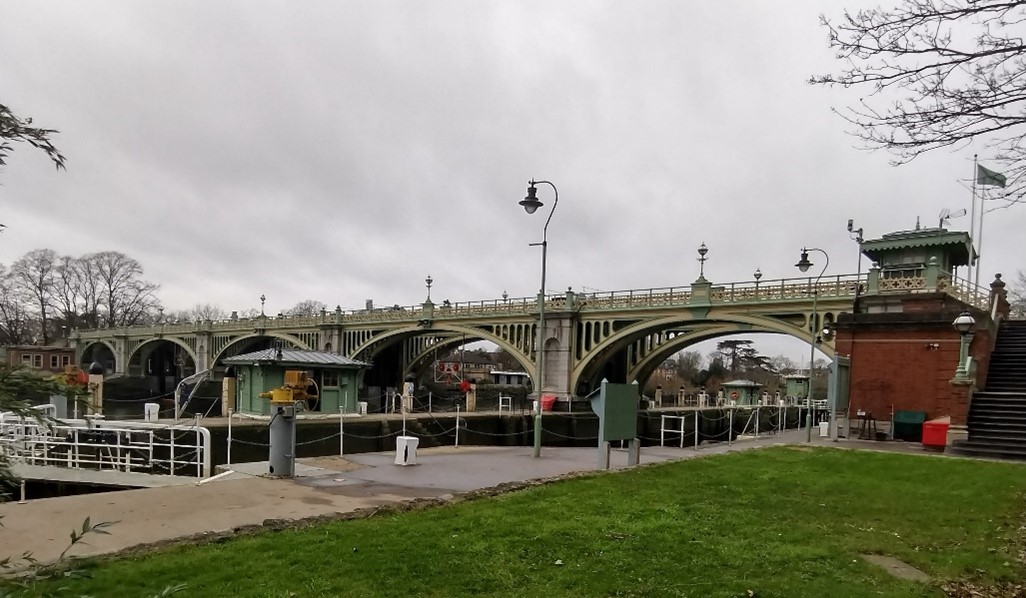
left=954, top=320, right=1026, bottom=459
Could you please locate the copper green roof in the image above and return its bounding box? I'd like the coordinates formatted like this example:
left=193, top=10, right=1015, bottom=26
left=861, top=228, right=973, bottom=266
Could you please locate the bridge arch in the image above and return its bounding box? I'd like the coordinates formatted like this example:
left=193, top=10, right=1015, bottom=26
left=127, top=337, right=198, bottom=373
left=210, top=332, right=312, bottom=366
left=352, top=324, right=535, bottom=380
left=572, top=312, right=835, bottom=395
left=78, top=340, right=119, bottom=372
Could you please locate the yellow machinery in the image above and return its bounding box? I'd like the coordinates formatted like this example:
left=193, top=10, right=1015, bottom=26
left=259, top=370, right=315, bottom=405
left=259, top=370, right=317, bottom=477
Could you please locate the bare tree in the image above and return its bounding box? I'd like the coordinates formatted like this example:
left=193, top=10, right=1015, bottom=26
left=0, top=102, right=65, bottom=171
left=52, top=255, right=86, bottom=331
left=10, top=249, right=57, bottom=344
left=0, top=266, right=34, bottom=345
left=811, top=1, right=1026, bottom=197
left=76, top=254, right=103, bottom=329
left=90, top=251, right=160, bottom=328
left=1010, top=270, right=1026, bottom=317
left=168, top=303, right=228, bottom=323
left=286, top=299, right=327, bottom=317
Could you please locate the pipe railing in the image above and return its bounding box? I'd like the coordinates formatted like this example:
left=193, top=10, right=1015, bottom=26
left=0, top=413, right=212, bottom=478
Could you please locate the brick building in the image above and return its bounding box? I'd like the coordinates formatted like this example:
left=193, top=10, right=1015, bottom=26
left=7, top=345, right=76, bottom=374
left=831, top=226, right=1008, bottom=444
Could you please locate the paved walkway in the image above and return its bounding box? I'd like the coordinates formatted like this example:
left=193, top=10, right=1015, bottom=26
left=0, top=431, right=934, bottom=567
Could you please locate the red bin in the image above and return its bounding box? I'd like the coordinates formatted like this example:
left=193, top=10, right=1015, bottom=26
left=540, top=394, right=557, bottom=412
left=921, top=416, right=950, bottom=449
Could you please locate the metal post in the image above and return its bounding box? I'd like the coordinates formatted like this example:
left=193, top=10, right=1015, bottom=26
left=522, top=179, right=558, bottom=459
left=694, top=411, right=699, bottom=450
left=429, top=391, right=433, bottom=413
left=807, top=287, right=819, bottom=443
left=340, top=406, right=344, bottom=457
left=18, top=479, right=26, bottom=504
left=755, top=407, right=760, bottom=439
left=227, top=409, right=233, bottom=465
left=455, top=404, right=460, bottom=448
left=728, top=407, right=733, bottom=445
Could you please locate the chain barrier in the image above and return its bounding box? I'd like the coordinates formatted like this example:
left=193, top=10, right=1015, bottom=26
left=457, top=427, right=526, bottom=438
left=540, top=427, right=598, bottom=440
left=295, top=431, right=342, bottom=446
left=102, top=392, right=175, bottom=404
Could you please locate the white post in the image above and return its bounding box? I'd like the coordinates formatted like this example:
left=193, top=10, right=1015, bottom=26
left=340, top=406, right=345, bottom=457
left=227, top=409, right=233, bottom=466
left=728, top=407, right=733, bottom=445
left=693, top=411, right=699, bottom=450
left=455, top=404, right=460, bottom=448
left=19, top=479, right=26, bottom=504
left=660, top=415, right=665, bottom=447
left=755, top=407, right=760, bottom=439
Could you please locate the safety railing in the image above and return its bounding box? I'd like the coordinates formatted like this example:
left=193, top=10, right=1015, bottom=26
left=0, top=413, right=212, bottom=478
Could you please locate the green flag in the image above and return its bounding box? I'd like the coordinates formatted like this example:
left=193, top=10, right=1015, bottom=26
left=977, top=164, right=1006, bottom=187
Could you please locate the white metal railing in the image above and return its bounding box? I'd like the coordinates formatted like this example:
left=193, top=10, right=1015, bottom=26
left=0, top=413, right=212, bottom=478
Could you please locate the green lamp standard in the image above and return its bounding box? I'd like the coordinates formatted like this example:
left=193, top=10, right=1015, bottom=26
left=953, top=311, right=976, bottom=379
left=795, top=247, right=829, bottom=442
left=519, top=179, right=558, bottom=458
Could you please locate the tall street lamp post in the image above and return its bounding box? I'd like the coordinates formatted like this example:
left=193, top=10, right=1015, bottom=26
left=519, top=179, right=559, bottom=458
left=795, top=247, right=829, bottom=442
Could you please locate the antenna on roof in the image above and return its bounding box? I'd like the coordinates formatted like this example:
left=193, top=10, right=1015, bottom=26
left=938, top=207, right=967, bottom=228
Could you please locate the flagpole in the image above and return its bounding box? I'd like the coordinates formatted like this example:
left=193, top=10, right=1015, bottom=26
left=975, top=193, right=986, bottom=289
left=968, top=154, right=978, bottom=287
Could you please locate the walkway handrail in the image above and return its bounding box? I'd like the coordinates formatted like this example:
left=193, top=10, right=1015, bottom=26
left=0, top=413, right=212, bottom=478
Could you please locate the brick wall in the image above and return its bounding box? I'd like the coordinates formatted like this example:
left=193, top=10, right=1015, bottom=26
left=834, top=324, right=992, bottom=425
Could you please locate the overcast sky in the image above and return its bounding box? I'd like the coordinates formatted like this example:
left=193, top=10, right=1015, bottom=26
left=2, top=2, right=1022, bottom=362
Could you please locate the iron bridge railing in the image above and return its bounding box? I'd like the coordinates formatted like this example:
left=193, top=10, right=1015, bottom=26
left=73, top=270, right=995, bottom=338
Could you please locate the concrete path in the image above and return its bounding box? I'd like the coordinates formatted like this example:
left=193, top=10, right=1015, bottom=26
left=0, top=430, right=932, bottom=567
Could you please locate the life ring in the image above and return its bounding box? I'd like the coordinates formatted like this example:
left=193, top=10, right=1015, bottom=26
left=730, top=391, right=739, bottom=400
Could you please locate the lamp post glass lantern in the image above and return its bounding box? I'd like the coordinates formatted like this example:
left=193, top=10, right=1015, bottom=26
left=953, top=311, right=976, bottom=378
left=519, top=179, right=559, bottom=458
left=697, top=243, right=709, bottom=278
left=794, top=247, right=830, bottom=442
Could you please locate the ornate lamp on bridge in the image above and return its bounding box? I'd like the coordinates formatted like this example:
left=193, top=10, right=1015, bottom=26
left=795, top=247, right=830, bottom=442
left=519, top=179, right=559, bottom=458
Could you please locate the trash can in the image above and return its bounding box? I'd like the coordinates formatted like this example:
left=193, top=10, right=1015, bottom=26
left=922, top=416, right=950, bottom=450
left=395, top=435, right=419, bottom=466
left=819, top=421, right=830, bottom=438
left=893, top=411, right=927, bottom=442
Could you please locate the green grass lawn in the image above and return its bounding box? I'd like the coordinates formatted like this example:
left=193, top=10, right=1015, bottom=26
left=10, top=447, right=1026, bottom=597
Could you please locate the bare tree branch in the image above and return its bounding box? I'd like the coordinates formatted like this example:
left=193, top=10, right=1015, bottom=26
left=812, top=0, right=1026, bottom=196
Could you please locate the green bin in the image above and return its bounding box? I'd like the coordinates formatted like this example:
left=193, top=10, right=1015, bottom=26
left=893, top=410, right=926, bottom=442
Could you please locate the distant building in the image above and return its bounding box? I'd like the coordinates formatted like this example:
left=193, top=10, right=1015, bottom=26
left=6, top=345, right=75, bottom=374
left=490, top=370, right=530, bottom=386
